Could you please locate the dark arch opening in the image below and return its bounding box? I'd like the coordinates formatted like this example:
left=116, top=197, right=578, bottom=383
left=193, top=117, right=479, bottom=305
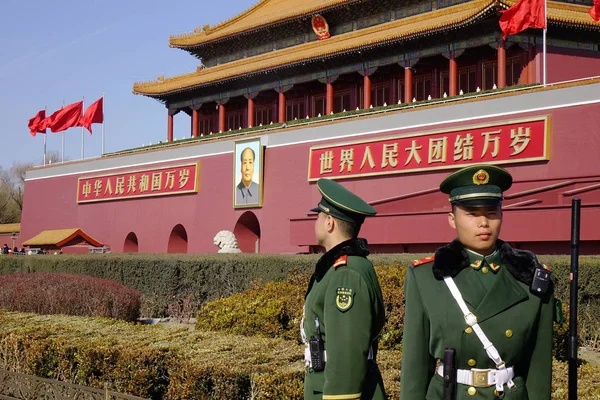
left=123, top=232, right=139, bottom=253
left=167, top=224, right=188, bottom=254
left=233, top=211, right=261, bottom=253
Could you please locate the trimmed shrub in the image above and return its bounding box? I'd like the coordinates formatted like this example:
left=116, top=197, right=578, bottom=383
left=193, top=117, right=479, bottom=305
left=196, top=265, right=406, bottom=349
left=1, top=253, right=598, bottom=348
left=0, top=272, right=140, bottom=321
left=196, top=270, right=309, bottom=341
left=196, top=264, right=580, bottom=358
left=0, top=311, right=599, bottom=399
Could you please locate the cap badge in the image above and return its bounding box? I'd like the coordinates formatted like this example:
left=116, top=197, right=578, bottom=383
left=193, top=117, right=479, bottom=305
left=473, top=169, right=490, bottom=185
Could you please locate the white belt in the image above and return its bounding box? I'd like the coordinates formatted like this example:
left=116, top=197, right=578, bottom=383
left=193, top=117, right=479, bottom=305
left=304, top=345, right=373, bottom=368
left=437, top=362, right=515, bottom=388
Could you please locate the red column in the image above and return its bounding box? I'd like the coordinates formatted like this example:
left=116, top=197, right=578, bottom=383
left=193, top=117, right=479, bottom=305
left=247, top=97, right=255, bottom=128
left=449, top=52, right=458, bottom=96
left=404, top=67, right=413, bottom=102
left=390, top=77, right=397, bottom=104
left=528, top=44, right=536, bottom=84
left=363, top=72, right=371, bottom=109
left=167, top=113, right=174, bottom=142
left=218, top=103, right=226, bottom=133
left=191, top=109, right=199, bottom=138
left=498, top=39, right=507, bottom=88
left=278, top=91, right=286, bottom=123
left=326, top=78, right=334, bottom=115
left=431, top=68, right=439, bottom=99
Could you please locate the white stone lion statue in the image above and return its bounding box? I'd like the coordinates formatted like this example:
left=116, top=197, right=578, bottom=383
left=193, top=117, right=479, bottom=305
left=213, top=230, right=242, bottom=253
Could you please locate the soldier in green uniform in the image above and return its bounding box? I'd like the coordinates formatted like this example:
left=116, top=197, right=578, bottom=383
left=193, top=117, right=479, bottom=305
left=302, top=178, right=386, bottom=400
left=400, top=165, right=556, bottom=400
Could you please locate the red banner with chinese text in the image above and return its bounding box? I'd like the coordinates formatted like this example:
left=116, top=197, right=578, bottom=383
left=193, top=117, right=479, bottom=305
left=77, top=163, right=199, bottom=203
left=308, top=117, right=549, bottom=181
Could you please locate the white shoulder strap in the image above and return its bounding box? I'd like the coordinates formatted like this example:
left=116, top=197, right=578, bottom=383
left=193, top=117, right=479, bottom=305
left=443, top=276, right=515, bottom=391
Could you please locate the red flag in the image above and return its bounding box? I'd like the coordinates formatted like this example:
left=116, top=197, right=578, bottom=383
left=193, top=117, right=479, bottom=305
left=80, top=97, right=103, bottom=134
left=48, top=101, right=83, bottom=133
left=499, top=0, right=546, bottom=40
left=27, top=110, right=46, bottom=137
left=590, top=0, right=600, bottom=23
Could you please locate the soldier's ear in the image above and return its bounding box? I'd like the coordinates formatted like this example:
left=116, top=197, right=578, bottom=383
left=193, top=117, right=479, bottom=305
left=448, top=212, right=456, bottom=230
left=326, top=215, right=337, bottom=233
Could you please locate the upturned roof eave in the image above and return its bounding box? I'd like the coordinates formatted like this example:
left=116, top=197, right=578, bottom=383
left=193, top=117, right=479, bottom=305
left=136, top=5, right=495, bottom=99
left=168, top=0, right=363, bottom=50
left=136, top=0, right=600, bottom=99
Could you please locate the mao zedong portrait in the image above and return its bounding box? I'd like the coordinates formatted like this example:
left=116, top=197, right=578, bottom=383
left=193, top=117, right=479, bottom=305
left=235, top=147, right=260, bottom=206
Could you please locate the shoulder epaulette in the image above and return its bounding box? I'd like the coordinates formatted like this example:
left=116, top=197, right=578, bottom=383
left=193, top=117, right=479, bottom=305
left=411, top=255, right=435, bottom=267
left=333, top=255, right=348, bottom=269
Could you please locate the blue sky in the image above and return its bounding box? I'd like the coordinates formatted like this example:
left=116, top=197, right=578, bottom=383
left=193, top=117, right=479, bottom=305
left=0, top=0, right=257, bottom=168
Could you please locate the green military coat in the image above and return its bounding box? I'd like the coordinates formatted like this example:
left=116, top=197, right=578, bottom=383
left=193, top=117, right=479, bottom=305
left=400, top=239, right=555, bottom=400
left=303, top=238, right=386, bottom=400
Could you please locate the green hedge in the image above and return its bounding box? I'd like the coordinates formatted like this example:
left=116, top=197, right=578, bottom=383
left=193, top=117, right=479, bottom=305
left=196, top=266, right=407, bottom=349
left=0, top=311, right=598, bottom=399
left=196, top=264, right=599, bottom=355
left=1, top=254, right=598, bottom=337
left=0, top=254, right=421, bottom=318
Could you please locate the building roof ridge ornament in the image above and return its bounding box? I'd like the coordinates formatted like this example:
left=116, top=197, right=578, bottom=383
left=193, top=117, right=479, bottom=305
left=136, top=0, right=497, bottom=96
left=169, top=0, right=360, bottom=49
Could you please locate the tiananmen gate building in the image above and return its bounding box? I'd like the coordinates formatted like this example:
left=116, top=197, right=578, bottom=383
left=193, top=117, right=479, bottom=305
left=21, top=0, right=600, bottom=254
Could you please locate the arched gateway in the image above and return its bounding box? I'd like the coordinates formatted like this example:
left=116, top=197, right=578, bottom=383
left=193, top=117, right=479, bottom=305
left=123, top=232, right=139, bottom=253
left=233, top=212, right=260, bottom=253
left=167, top=224, right=188, bottom=253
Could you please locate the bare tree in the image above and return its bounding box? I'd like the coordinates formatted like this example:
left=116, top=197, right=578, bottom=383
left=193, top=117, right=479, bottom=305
left=9, top=161, right=33, bottom=212
left=46, top=151, right=65, bottom=165
left=0, top=168, right=19, bottom=223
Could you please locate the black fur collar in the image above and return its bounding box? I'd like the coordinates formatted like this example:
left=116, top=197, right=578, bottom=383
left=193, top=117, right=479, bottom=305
left=305, top=238, right=370, bottom=298
left=314, top=237, right=370, bottom=280
left=432, top=238, right=539, bottom=285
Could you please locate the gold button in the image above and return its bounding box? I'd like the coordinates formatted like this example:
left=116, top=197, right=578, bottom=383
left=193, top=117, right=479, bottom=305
left=505, top=329, right=513, bottom=338
left=468, top=359, right=476, bottom=367
left=468, top=386, right=477, bottom=396
left=465, top=327, right=473, bottom=334
left=482, top=266, right=489, bottom=274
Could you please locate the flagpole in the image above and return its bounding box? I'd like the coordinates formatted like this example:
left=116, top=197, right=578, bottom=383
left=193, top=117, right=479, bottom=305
left=101, top=91, right=105, bottom=156
left=43, top=106, right=47, bottom=166
left=81, top=97, right=85, bottom=160
left=61, top=100, right=65, bottom=163
left=543, top=0, right=547, bottom=86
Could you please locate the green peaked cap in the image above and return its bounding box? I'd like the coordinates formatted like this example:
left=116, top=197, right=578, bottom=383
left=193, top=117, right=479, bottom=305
left=310, top=178, right=377, bottom=224
left=440, top=164, right=513, bottom=207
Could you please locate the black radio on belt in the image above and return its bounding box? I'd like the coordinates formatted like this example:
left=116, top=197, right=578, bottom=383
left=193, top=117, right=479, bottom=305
left=309, top=317, right=325, bottom=371
left=531, top=265, right=552, bottom=294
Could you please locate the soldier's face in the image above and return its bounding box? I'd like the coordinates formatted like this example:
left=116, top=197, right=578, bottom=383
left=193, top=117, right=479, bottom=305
left=314, top=212, right=331, bottom=246
left=240, top=148, right=255, bottom=187
left=448, top=205, right=502, bottom=255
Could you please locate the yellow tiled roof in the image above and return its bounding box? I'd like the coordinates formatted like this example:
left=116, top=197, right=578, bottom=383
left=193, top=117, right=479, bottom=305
left=136, top=0, right=495, bottom=96
left=23, top=228, right=102, bottom=247
left=0, top=223, right=20, bottom=234
left=136, top=0, right=599, bottom=97
left=169, top=0, right=352, bottom=48
left=170, top=0, right=599, bottom=49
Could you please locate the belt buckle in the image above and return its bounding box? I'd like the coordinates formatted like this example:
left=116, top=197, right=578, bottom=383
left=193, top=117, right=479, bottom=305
left=471, top=369, right=490, bottom=387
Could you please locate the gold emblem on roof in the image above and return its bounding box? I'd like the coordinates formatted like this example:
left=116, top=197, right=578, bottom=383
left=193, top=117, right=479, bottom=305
left=473, top=169, right=490, bottom=185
